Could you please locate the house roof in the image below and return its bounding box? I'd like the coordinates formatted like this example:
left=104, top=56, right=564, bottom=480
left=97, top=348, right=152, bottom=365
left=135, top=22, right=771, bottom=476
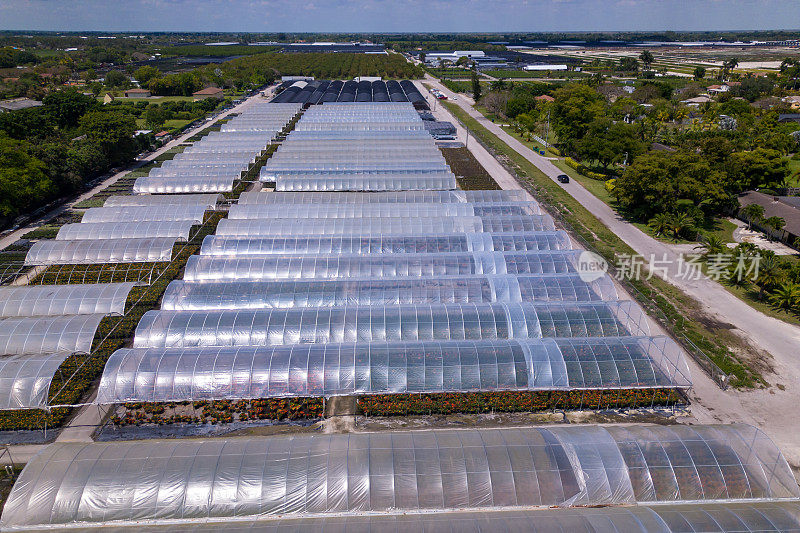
left=194, top=87, right=224, bottom=95
left=738, top=191, right=800, bottom=237
left=125, top=88, right=150, bottom=93
left=0, top=98, right=43, bottom=111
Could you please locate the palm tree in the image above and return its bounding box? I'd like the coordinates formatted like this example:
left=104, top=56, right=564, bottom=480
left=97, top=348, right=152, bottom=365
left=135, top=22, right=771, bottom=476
left=763, top=216, right=786, bottom=238
left=669, top=212, right=695, bottom=240
left=648, top=213, right=671, bottom=237
left=740, top=204, right=765, bottom=230
left=639, top=50, right=654, bottom=71
left=696, top=234, right=727, bottom=256
left=754, top=254, right=785, bottom=299
left=768, top=282, right=800, bottom=313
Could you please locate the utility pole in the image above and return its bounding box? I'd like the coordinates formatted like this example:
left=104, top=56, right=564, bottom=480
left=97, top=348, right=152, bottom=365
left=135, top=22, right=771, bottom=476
left=544, top=108, right=551, bottom=148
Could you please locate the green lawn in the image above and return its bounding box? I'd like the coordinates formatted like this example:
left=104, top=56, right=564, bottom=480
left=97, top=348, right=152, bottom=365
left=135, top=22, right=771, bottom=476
left=785, top=158, right=800, bottom=186
left=135, top=118, right=192, bottom=130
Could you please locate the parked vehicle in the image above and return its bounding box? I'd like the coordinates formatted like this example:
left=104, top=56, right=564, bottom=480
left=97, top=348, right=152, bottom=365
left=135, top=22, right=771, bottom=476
left=557, top=174, right=570, bottom=184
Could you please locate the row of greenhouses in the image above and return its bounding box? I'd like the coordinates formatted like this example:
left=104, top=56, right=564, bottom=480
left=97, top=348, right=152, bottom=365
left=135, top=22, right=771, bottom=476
left=3, top=99, right=799, bottom=533
left=3, top=425, right=798, bottom=530
left=0, top=98, right=292, bottom=410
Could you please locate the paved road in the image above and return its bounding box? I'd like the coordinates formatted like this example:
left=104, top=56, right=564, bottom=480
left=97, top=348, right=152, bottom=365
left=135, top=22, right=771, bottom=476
left=421, top=75, right=800, bottom=466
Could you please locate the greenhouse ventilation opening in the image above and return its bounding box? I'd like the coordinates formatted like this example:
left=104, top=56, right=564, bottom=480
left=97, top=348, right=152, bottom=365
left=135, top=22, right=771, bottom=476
left=2, top=425, right=798, bottom=529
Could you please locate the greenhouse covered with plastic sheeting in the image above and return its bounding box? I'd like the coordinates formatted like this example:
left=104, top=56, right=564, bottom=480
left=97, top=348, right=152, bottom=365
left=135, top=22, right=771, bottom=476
left=228, top=202, right=542, bottom=219
left=181, top=252, right=585, bottom=282
left=239, top=189, right=532, bottom=204
left=98, top=336, right=691, bottom=403
left=3, top=425, right=797, bottom=529
left=132, top=302, right=651, bottom=349
left=80, top=206, right=207, bottom=224
left=198, top=233, right=574, bottom=256
left=103, top=194, right=222, bottom=208
left=161, top=275, right=618, bottom=310
left=0, top=314, right=104, bottom=355
left=133, top=176, right=236, bottom=194
left=14, top=502, right=800, bottom=532
left=56, top=221, right=194, bottom=242
left=274, top=174, right=458, bottom=192
left=214, top=216, right=556, bottom=237
left=0, top=283, right=136, bottom=317
left=0, top=352, right=71, bottom=409
left=24, top=237, right=177, bottom=265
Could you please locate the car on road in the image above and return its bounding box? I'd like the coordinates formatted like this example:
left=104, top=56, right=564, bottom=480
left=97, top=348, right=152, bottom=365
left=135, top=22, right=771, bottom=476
left=557, top=174, right=570, bottom=183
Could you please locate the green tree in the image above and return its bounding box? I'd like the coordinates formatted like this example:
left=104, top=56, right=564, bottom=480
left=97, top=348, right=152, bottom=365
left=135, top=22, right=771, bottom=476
left=754, top=254, right=784, bottom=298
left=618, top=56, right=639, bottom=73
left=740, top=203, right=765, bottom=230
left=42, top=89, right=98, bottom=130
left=614, top=151, right=729, bottom=220
left=104, top=69, right=127, bottom=88
left=471, top=68, right=482, bottom=102
left=551, top=83, right=605, bottom=154
left=648, top=213, right=671, bottom=236
left=669, top=211, right=696, bottom=240
left=134, top=65, right=161, bottom=86
left=769, top=282, right=800, bottom=312
left=79, top=109, right=137, bottom=166
left=726, top=148, right=790, bottom=192
left=144, top=106, right=166, bottom=129
left=764, top=216, right=786, bottom=232
left=575, top=118, right=645, bottom=168
left=0, top=134, right=53, bottom=218
left=639, top=50, right=654, bottom=70
left=693, top=66, right=706, bottom=80
left=696, top=234, right=727, bottom=256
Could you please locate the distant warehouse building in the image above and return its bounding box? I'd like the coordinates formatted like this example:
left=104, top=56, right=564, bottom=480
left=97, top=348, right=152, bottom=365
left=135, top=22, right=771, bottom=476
left=193, top=87, right=225, bottom=101
left=124, top=88, right=151, bottom=98
left=523, top=64, right=569, bottom=71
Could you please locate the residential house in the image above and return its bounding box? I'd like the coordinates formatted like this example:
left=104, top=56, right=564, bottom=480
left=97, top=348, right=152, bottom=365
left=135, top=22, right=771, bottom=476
left=193, top=87, right=224, bottom=101
left=125, top=88, right=151, bottom=98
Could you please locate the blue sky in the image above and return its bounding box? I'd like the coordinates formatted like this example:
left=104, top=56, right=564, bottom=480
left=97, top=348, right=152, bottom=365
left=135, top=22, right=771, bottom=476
left=1, top=0, right=799, bottom=32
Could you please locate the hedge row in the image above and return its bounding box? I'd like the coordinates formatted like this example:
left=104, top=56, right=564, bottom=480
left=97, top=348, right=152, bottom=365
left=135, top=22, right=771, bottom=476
left=358, top=389, right=684, bottom=417
left=564, top=157, right=609, bottom=181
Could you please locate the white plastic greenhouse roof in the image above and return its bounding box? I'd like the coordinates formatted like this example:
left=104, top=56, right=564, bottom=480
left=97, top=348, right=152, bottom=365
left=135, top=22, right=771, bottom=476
left=80, top=206, right=207, bottom=224
left=98, top=336, right=691, bottom=403
left=132, top=177, right=235, bottom=194
left=0, top=314, right=104, bottom=355
left=214, top=216, right=556, bottom=236
left=103, top=194, right=222, bottom=209
left=56, top=221, right=194, bottom=242
left=181, top=252, right=586, bottom=282
left=24, top=238, right=177, bottom=265
left=3, top=425, right=796, bottom=529
left=228, top=203, right=543, bottom=219
left=0, top=283, right=136, bottom=318
left=161, top=275, right=618, bottom=310
left=0, top=352, right=71, bottom=409
left=18, top=502, right=800, bottom=532
left=131, top=302, right=651, bottom=349
left=274, top=175, right=458, bottom=192
left=198, top=233, right=574, bottom=256
left=238, top=190, right=532, bottom=204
